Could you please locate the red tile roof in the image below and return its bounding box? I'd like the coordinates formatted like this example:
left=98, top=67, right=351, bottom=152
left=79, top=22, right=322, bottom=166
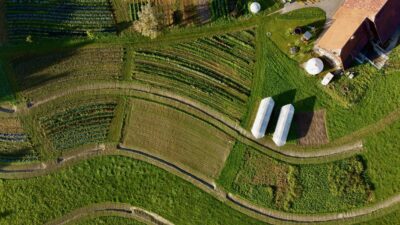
left=316, top=0, right=389, bottom=52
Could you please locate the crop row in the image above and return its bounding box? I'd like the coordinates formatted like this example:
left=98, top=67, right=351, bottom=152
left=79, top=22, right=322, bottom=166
left=132, top=30, right=256, bottom=120
left=210, top=0, right=231, bottom=19
left=134, top=58, right=247, bottom=120
left=13, top=47, right=124, bottom=91
left=39, top=102, right=117, bottom=150
left=130, top=1, right=146, bottom=21
left=5, top=0, right=116, bottom=39
left=0, top=133, right=27, bottom=142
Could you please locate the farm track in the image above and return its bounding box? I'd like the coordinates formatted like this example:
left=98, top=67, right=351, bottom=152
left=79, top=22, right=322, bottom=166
left=1, top=145, right=400, bottom=224
left=24, top=81, right=398, bottom=163
left=45, top=202, right=174, bottom=225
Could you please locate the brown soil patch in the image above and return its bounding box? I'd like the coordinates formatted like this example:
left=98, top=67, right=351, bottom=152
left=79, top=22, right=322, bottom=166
left=294, top=110, right=329, bottom=146
left=0, top=118, right=24, bottom=133
left=0, top=0, right=7, bottom=44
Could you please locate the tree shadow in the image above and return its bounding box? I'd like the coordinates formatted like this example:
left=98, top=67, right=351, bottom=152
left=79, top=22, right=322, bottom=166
left=116, top=21, right=133, bottom=35
left=291, top=96, right=317, bottom=141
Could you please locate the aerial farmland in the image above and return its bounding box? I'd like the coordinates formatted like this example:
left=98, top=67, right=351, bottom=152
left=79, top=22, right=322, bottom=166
left=0, top=0, right=399, bottom=224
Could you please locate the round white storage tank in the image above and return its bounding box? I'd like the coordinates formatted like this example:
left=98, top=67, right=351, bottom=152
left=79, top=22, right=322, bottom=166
left=305, top=58, right=324, bottom=75
left=249, top=2, right=261, bottom=14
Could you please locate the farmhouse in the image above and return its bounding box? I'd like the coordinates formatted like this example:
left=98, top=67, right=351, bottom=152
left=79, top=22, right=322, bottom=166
left=314, top=0, right=400, bottom=69
left=273, top=104, right=294, bottom=147
left=251, top=97, right=275, bottom=139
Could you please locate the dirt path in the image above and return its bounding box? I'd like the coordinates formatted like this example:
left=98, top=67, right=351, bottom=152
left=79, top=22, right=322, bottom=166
left=280, top=0, right=345, bottom=19
left=1, top=145, right=399, bottom=224
left=24, top=81, right=373, bottom=161
left=45, top=202, right=174, bottom=225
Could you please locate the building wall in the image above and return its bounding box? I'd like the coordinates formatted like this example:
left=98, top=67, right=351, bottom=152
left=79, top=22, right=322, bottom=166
left=340, top=20, right=371, bottom=68
left=374, top=0, right=400, bottom=44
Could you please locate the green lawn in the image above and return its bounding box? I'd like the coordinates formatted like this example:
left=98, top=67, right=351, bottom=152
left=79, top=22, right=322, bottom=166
left=0, top=156, right=268, bottom=225
left=362, top=119, right=400, bottom=201
left=76, top=216, right=145, bottom=225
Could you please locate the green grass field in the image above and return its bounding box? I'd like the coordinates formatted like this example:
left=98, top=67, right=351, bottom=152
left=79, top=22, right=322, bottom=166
left=122, top=98, right=234, bottom=180
left=0, top=156, right=267, bottom=225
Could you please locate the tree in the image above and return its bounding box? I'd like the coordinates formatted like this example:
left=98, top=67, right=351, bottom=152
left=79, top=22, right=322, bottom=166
left=133, top=3, right=164, bottom=39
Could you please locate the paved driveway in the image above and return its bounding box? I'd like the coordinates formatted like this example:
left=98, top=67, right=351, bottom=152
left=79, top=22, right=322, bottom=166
left=281, top=0, right=345, bottom=19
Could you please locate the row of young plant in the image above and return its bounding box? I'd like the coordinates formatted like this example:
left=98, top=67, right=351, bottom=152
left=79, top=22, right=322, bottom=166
left=175, top=32, right=255, bottom=84
left=129, top=0, right=146, bottom=21
left=132, top=30, right=256, bottom=121
left=210, top=0, right=232, bottom=19
left=5, top=0, right=116, bottom=40
left=13, top=47, right=124, bottom=91
left=39, top=102, right=117, bottom=150
left=134, top=59, right=246, bottom=120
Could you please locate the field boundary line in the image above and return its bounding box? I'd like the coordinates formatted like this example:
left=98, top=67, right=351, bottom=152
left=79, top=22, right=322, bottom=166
left=45, top=202, right=174, bottom=225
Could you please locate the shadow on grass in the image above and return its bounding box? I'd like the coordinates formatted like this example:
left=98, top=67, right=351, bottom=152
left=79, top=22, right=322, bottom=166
left=292, top=96, right=317, bottom=140
left=0, top=210, right=13, bottom=219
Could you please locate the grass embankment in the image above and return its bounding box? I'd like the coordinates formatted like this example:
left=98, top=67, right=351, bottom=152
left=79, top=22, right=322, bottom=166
left=77, top=217, right=145, bottom=225
left=0, top=156, right=267, bottom=225
left=362, top=120, right=400, bottom=201
left=219, top=143, right=374, bottom=213
left=122, top=98, right=234, bottom=180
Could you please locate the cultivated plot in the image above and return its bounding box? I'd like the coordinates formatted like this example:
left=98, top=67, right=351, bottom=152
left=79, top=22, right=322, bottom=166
left=11, top=47, right=124, bottom=95
left=122, top=98, right=234, bottom=179
left=0, top=117, right=33, bottom=159
left=5, top=0, right=116, bottom=40
left=132, top=29, right=256, bottom=121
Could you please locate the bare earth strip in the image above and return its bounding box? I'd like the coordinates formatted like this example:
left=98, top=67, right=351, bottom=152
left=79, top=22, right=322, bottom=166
left=294, top=110, right=329, bottom=146
left=1, top=145, right=400, bottom=224
left=45, top=202, right=174, bottom=225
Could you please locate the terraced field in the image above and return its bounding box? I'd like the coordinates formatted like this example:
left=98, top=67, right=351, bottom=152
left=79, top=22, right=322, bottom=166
left=122, top=98, right=234, bottom=180
left=132, top=29, right=256, bottom=121
left=39, top=102, right=117, bottom=151
left=5, top=0, right=116, bottom=40
left=11, top=47, right=124, bottom=96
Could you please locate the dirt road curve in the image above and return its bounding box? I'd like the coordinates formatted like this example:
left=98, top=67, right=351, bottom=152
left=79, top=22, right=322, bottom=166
left=1, top=146, right=399, bottom=224
left=45, top=202, right=174, bottom=225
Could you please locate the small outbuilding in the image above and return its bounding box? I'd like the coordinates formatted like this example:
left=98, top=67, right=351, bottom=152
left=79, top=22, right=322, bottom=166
left=251, top=97, right=275, bottom=139
left=321, top=72, right=334, bottom=86
left=249, top=2, right=261, bottom=14
left=305, top=58, right=324, bottom=75
left=273, top=104, right=295, bottom=147
left=302, top=31, right=313, bottom=41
